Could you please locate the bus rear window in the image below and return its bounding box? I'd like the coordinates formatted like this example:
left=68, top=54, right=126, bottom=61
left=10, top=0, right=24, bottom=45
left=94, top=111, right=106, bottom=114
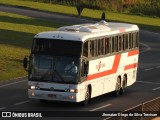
left=32, top=39, right=82, bottom=57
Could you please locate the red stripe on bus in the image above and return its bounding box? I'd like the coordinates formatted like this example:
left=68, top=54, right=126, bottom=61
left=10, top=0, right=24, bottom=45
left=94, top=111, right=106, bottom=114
left=86, top=54, right=121, bottom=81
left=119, top=29, right=126, bottom=32
left=128, top=50, right=139, bottom=56
left=124, top=63, right=138, bottom=70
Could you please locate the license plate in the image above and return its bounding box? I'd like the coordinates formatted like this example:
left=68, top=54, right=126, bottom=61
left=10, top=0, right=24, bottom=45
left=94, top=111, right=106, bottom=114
left=48, top=94, right=56, bottom=98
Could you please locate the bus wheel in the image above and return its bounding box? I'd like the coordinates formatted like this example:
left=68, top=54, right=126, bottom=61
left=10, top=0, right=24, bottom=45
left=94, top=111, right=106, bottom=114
left=120, top=75, right=127, bottom=95
left=114, top=77, right=121, bottom=97
left=81, top=87, right=90, bottom=106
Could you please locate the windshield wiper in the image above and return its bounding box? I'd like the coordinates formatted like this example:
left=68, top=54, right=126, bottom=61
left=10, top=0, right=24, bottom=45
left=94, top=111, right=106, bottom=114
left=40, top=68, right=52, bottom=81
left=40, top=61, right=66, bottom=83
left=54, top=70, right=66, bottom=83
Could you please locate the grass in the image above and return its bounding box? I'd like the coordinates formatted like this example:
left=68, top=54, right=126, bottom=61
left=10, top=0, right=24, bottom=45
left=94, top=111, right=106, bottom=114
left=0, top=0, right=160, bottom=32
left=0, top=11, right=65, bottom=81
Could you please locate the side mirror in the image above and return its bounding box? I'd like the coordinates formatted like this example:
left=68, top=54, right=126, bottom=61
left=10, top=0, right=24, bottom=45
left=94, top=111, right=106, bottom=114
left=23, top=56, right=28, bottom=69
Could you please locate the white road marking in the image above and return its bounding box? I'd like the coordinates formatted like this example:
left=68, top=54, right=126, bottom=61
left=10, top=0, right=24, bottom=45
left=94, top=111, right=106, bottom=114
left=137, top=81, right=160, bottom=85
left=139, top=42, right=151, bottom=53
left=0, top=79, right=27, bottom=88
left=0, top=107, right=6, bottom=110
left=152, top=86, right=160, bottom=91
left=14, top=100, right=31, bottom=106
left=144, top=68, right=154, bottom=71
left=89, top=104, right=112, bottom=111
left=156, top=66, right=160, bottom=68
left=141, top=30, right=160, bottom=35
left=103, top=117, right=112, bottom=120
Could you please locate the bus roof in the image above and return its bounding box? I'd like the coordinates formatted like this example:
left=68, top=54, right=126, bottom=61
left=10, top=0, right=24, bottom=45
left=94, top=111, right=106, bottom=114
left=34, top=20, right=139, bottom=42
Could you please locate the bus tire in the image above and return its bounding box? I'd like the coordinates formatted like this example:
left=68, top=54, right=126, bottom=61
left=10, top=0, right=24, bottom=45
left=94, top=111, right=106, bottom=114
left=81, top=87, right=90, bottom=106
left=120, top=75, right=127, bottom=95
left=114, top=77, right=121, bottom=97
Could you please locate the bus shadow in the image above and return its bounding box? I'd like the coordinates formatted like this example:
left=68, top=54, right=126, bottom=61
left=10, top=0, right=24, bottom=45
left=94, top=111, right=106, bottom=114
left=0, top=16, right=64, bottom=28
left=0, top=29, right=34, bottom=49
left=33, top=89, right=136, bottom=111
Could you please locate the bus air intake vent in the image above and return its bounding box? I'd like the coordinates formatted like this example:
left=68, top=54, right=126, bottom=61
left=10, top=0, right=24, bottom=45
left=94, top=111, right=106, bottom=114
left=79, top=25, right=111, bottom=33
left=58, top=21, right=111, bottom=33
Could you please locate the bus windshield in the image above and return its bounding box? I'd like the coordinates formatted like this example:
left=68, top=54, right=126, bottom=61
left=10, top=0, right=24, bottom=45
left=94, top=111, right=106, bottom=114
left=28, top=54, right=80, bottom=84
left=32, top=38, right=82, bottom=57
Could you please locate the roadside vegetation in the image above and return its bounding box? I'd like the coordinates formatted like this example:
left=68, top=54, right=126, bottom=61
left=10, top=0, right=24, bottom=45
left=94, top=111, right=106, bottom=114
left=23, top=0, right=160, bottom=17
left=0, top=0, right=160, bottom=32
left=0, top=11, right=64, bottom=81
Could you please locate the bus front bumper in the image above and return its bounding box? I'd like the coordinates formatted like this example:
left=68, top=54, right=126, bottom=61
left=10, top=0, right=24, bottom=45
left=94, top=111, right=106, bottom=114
left=28, top=90, right=81, bottom=102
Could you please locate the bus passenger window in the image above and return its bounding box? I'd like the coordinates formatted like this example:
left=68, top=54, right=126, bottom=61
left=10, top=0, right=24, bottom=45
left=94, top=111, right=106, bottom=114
left=133, top=32, right=138, bottom=48
left=95, top=40, right=98, bottom=57
left=102, top=38, right=105, bottom=55
left=125, top=34, right=129, bottom=49
left=83, top=41, right=88, bottom=57
left=133, top=33, right=135, bottom=48
left=112, top=37, right=115, bottom=53
left=98, top=39, right=101, bottom=55
left=122, top=35, right=125, bottom=50
left=91, top=40, right=94, bottom=57
left=105, top=38, right=110, bottom=54
left=135, top=32, right=139, bottom=47
left=129, top=33, right=132, bottom=49
left=115, top=36, right=118, bottom=52
left=98, top=38, right=105, bottom=56
left=132, top=33, right=134, bottom=49
left=118, top=36, right=122, bottom=51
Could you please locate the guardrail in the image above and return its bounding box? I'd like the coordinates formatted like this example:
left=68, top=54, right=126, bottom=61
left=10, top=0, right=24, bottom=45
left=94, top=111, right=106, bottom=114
left=106, top=97, right=160, bottom=120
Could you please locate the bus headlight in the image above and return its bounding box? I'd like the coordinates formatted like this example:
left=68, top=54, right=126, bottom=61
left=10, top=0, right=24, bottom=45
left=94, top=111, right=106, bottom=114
left=65, top=89, right=78, bottom=93
left=29, top=85, right=40, bottom=90
left=70, top=89, right=78, bottom=93
left=30, top=85, right=36, bottom=90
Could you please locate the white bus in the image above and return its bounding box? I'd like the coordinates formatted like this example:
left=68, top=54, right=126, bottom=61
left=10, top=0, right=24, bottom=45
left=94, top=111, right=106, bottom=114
left=24, top=20, right=139, bottom=105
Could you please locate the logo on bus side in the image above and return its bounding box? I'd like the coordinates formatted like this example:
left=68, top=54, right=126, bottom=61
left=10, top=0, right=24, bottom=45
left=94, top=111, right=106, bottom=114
left=96, top=60, right=105, bottom=72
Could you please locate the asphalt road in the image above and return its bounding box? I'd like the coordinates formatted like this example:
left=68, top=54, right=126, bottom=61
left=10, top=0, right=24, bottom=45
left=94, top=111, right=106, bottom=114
left=0, top=5, right=160, bottom=119
left=0, top=5, right=92, bottom=24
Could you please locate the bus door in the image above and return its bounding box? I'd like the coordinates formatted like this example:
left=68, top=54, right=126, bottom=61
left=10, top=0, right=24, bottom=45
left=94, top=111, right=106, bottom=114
left=81, top=59, right=89, bottom=81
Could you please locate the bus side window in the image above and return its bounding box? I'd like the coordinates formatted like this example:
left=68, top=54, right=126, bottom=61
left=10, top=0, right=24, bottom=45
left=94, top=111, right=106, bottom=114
left=136, top=32, right=139, bottom=48
left=115, top=36, right=118, bottom=52
left=83, top=41, right=88, bottom=57
left=133, top=33, right=135, bottom=48
left=118, top=35, right=122, bottom=51
left=122, top=34, right=125, bottom=50
left=95, top=39, right=98, bottom=57
left=98, top=39, right=101, bottom=56
left=88, top=40, right=91, bottom=58
left=109, top=37, right=112, bottom=54
left=81, top=60, right=89, bottom=77
left=112, top=36, right=115, bottom=53
left=129, top=33, right=132, bottom=49
left=101, top=38, right=105, bottom=55
left=133, top=32, right=138, bottom=48
left=125, top=34, right=129, bottom=50
left=105, top=37, right=110, bottom=54
left=98, top=38, right=105, bottom=56
left=132, top=33, right=134, bottom=49
left=103, top=38, right=105, bottom=55
left=91, top=40, right=94, bottom=57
